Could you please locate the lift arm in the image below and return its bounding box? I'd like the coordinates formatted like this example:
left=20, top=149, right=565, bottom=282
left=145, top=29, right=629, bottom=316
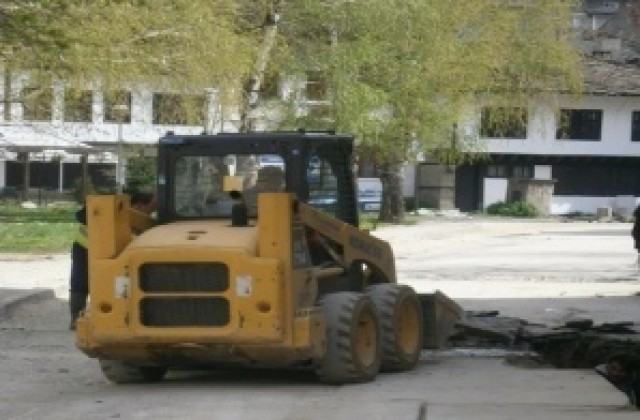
left=297, top=201, right=397, bottom=284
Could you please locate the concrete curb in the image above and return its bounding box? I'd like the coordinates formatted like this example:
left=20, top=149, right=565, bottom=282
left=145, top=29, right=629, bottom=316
left=0, top=288, right=56, bottom=319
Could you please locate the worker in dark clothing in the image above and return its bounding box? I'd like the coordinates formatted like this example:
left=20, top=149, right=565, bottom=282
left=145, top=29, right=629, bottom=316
left=69, top=192, right=156, bottom=329
left=69, top=205, right=88, bottom=330
left=130, top=191, right=156, bottom=215
left=633, top=205, right=640, bottom=255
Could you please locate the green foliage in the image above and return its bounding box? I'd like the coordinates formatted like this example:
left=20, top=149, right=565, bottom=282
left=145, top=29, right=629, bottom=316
left=359, top=212, right=422, bottom=231
left=359, top=213, right=379, bottom=231
left=486, top=201, right=539, bottom=218
left=2, top=1, right=582, bottom=223
left=0, top=204, right=77, bottom=223
left=324, top=1, right=576, bottom=154
left=71, top=177, right=95, bottom=204
left=2, top=0, right=259, bottom=122
left=277, top=0, right=581, bottom=221
left=126, top=155, right=156, bottom=193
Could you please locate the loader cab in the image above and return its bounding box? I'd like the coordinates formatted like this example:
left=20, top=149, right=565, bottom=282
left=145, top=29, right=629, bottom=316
left=156, top=131, right=359, bottom=226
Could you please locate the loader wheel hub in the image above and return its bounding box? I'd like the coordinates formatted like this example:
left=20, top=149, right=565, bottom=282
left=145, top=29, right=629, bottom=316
left=356, top=307, right=378, bottom=367
left=397, top=298, right=420, bottom=354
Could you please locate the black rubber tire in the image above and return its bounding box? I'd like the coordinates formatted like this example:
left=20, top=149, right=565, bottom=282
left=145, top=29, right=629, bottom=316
left=99, top=359, right=168, bottom=384
left=315, top=292, right=381, bottom=384
left=365, top=284, right=423, bottom=372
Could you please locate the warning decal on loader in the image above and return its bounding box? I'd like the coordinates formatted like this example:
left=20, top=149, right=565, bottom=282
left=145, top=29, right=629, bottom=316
left=236, top=276, right=253, bottom=297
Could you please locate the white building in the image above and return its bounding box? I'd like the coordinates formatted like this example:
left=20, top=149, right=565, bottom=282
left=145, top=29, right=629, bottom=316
left=2, top=0, right=639, bottom=214
left=408, top=58, right=640, bottom=216
left=0, top=78, right=239, bottom=198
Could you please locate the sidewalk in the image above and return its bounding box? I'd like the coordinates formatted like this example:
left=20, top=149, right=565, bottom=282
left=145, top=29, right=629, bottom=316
left=0, top=288, right=54, bottom=319
left=0, top=253, right=70, bottom=299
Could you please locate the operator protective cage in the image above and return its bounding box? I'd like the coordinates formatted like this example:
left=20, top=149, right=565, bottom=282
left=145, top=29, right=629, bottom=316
left=155, top=131, right=360, bottom=227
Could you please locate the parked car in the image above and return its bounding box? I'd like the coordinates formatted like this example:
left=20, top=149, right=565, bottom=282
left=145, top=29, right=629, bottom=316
left=358, top=190, right=381, bottom=212
left=257, top=154, right=285, bottom=170
left=308, top=181, right=382, bottom=214
left=357, top=178, right=382, bottom=212
left=308, top=189, right=337, bottom=213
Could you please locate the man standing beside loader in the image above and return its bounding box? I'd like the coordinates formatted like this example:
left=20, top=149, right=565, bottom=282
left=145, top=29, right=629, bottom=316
left=68, top=191, right=155, bottom=329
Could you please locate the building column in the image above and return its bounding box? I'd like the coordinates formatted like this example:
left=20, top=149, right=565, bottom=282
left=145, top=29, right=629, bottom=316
left=18, top=151, right=30, bottom=201
left=58, top=159, right=64, bottom=192
left=0, top=160, right=5, bottom=188
left=80, top=154, right=89, bottom=197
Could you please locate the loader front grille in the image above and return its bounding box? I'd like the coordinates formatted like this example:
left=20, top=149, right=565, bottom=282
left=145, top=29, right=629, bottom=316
left=139, top=263, right=229, bottom=293
left=140, top=297, right=230, bottom=327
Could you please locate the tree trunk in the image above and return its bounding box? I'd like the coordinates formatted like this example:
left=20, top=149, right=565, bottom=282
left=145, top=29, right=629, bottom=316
left=378, top=157, right=405, bottom=223
left=3, top=70, right=11, bottom=122
left=238, top=3, right=280, bottom=133
left=235, top=3, right=281, bottom=190
left=19, top=152, right=30, bottom=202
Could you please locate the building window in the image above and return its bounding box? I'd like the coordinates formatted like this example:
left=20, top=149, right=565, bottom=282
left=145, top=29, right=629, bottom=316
left=305, top=70, right=328, bottom=101
left=104, top=90, right=132, bottom=123
left=556, top=109, right=602, bottom=141
left=152, top=93, right=205, bottom=126
left=632, top=111, right=640, bottom=142
left=307, top=103, right=333, bottom=120
left=487, top=165, right=508, bottom=178
left=259, top=72, right=280, bottom=99
left=21, top=86, right=53, bottom=121
left=512, top=165, right=532, bottom=179
left=480, top=107, right=527, bottom=139
left=64, top=89, right=93, bottom=122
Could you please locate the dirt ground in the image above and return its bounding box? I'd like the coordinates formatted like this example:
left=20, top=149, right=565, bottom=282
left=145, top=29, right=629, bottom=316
left=1, top=217, right=638, bottom=327
left=0, top=216, right=638, bottom=419
left=377, top=217, right=640, bottom=326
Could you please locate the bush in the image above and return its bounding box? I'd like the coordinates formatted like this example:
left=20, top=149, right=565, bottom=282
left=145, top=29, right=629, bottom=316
left=71, top=177, right=95, bottom=204
left=404, top=197, right=417, bottom=212
left=486, top=200, right=539, bottom=218
left=126, top=156, right=156, bottom=192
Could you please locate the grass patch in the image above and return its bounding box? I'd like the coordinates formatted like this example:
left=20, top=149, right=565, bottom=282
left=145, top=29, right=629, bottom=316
left=0, top=204, right=78, bottom=223
left=0, top=204, right=78, bottom=253
left=0, top=204, right=426, bottom=252
left=0, top=222, right=76, bottom=253
left=360, top=213, right=423, bottom=231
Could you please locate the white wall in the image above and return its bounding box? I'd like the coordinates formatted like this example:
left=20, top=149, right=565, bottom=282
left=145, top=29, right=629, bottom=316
left=550, top=195, right=640, bottom=215
left=485, top=95, right=640, bottom=157
left=551, top=196, right=613, bottom=215
left=483, top=178, right=508, bottom=210
left=613, top=195, right=637, bottom=217
left=0, top=76, right=229, bottom=153
left=403, top=164, right=415, bottom=197
left=534, top=165, right=552, bottom=180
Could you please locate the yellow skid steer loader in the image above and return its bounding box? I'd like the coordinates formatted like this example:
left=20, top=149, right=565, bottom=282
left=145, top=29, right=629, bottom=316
left=75, top=131, right=424, bottom=384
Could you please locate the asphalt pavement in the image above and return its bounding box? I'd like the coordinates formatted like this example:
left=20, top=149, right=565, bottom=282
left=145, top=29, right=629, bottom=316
left=0, top=287, right=55, bottom=319
left=0, top=218, right=638, bottom=418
